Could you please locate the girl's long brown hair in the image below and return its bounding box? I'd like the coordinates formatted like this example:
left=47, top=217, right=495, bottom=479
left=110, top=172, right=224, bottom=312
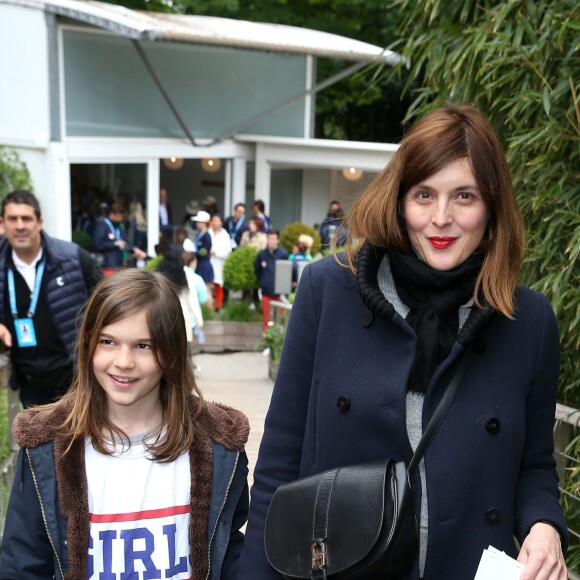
left=344, top=104, right=525, bottom=318
left=60, top=269, right=203, bottom=462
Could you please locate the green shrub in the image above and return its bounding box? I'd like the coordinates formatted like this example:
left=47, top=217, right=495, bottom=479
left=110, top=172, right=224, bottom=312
left=72, top=230, right=93, bottom=252
left=280, top=222, right=322, bottom=255
left=0, top=147, right=33, bottom=201
left=224, top=247, right=259, bottom=291
left=219, top=301, right=262, bottom=323
left=144, top=254, right=164, bottom=272
left=260, top=322, right=287, bottom=365
left=200, top=304, right=214, bottom=321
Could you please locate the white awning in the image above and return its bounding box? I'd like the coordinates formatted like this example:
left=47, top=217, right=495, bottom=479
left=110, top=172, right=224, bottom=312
left=3, top=0, right=400, bottom=64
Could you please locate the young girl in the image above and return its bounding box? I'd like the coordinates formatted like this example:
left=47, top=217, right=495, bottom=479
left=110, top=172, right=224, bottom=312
left=0, top=269, right=250, bottom=580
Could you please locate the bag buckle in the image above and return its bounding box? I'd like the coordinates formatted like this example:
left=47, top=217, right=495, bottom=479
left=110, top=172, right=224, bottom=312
left=311, top=540, right=327, bottom=569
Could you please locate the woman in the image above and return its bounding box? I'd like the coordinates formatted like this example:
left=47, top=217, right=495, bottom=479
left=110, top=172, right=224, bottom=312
left=238, top=104, right=568, bottom=579
left=289, top=234, right=314, bottom=288
left=209, top=213, right=232, bottom=312
left=191, top=210, right=214, bottom=309
left=239, top=217, right=268, bottom=250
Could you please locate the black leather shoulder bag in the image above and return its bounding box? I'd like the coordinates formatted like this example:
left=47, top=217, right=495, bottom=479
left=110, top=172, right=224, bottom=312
left=264, top=349, right=474, bottom=579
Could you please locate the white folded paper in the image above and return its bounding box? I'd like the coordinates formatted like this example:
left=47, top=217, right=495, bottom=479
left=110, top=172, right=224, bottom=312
left=474, top=546, right=524, bottom=579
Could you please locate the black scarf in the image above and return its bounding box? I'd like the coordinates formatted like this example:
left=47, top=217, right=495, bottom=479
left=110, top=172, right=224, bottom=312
left=387, top=249, right=483, bottom=393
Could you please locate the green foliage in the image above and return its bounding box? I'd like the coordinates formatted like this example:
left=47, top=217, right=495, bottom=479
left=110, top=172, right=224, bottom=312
left=219, top=300, right=262, bottom=322
left=72, top=230, right=93, bottom=252
left=200, top=303, right=214, bottom=321
left=143, top=254, right=164, bottom=272
left=280, top=222, right=322, bottom=255
left=391, top=0, right=580, bottom=405
left=0, top=147, right=33, bottom=202
left=391, top=0, right=580, bottom=570
left=261, top=322, right=286, bottom=365
left=223, top=247, right=259, bottom=291
left=0, top=388, right=10, bottom=465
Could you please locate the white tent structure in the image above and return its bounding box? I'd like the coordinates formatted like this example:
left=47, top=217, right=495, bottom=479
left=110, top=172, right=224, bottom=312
left=0, top=0, right=399, bottom=248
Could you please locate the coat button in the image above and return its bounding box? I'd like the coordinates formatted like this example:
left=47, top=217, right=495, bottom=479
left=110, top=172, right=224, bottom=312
left=360, top=310, right=373, bottom=327
left=474, top=338, right=486, bottom=354
left=337, top=396, right=351, bottom=412
left=485, top=508, right=500, bottom=524
left=485, top=417, right=501, bottom=434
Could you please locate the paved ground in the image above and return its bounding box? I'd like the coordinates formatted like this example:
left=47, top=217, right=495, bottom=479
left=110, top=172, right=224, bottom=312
left=193, top=351, right=274, bottom=489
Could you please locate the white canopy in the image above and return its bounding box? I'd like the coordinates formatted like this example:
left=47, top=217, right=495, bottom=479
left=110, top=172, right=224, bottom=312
left=3, top=0, right=400, bottom=64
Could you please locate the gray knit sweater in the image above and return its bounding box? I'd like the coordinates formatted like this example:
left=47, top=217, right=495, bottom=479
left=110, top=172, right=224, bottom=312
left=377, top=254, right=471, bottom=577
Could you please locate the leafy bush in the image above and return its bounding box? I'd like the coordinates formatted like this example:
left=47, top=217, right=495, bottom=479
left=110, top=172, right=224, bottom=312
left=144, top=254, right=164, bottom=272
left=224, top=247, right=259, bottom=291
left=390, top=0, right=580, bottom=570
left=260, top=322, right=286, bottom=365
left=72, top=230, right=93, bottom=252
left=219, top=301, right=262, bottom=323
left=280, top=222, right=322, bottom=255
left=200, top=304, right=214, bottom=322
left=0, top=147, right=33, bottom=201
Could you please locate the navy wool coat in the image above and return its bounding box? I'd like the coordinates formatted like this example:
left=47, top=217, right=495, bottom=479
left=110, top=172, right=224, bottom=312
left=237, top=248, right=568, bottom=580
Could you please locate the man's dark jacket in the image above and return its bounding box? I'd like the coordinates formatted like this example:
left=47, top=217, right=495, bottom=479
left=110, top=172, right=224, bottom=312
left=255, top=246, right=289, bottom=297
left=0, top=232, right=100, bottom=385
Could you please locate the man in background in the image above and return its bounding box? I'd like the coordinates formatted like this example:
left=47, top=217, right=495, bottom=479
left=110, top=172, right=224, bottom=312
left=225, top=203, right=249, bottom=249
left=93, top=202, right=147, bottom=269
left=0, top=191, right=101, bottom=407
left=255, top=229, right=288, bottom=332
left=159, top=186, right=172, bottom=227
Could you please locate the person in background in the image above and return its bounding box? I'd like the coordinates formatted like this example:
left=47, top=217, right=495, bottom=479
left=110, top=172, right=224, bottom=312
left=203, top=195, right=219, bottom=216
left=183, top=239, right=208, bottom=347
left=157, top=243, right=200, bottom=353
left=252, top=200, right=271, bottom=233
left=93, top=202, right=147, bottom=270
left=191, top=210, right=214, bottom=310
left=127, top=200, right=147, bottom=257
left=319, top=199, right=348, bottom=250
left=225, top=203, right=249, bottom=249
left=209, top=213, right=231, bottom=312
left=254, top=229, right=289, bottom=332
left=159, top=186, right=172, bottom=227
left=0, top=190, right=101, bottom=408
left=0, top=269, right=249, bottom=579
left=238, top=104, right=568, bottom=579
left=154, top=224, right=174, bottom=257
left=288, top=234, right=314, bottom=288
left=239, top=217, right=267, bottom=251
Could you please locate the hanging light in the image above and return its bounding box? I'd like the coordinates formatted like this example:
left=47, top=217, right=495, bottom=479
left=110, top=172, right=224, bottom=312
left=342, top=167, right=363, bottom=181
left=163, top=157, right=184, bottom=170
left=201, top=158, right=222, bottom=173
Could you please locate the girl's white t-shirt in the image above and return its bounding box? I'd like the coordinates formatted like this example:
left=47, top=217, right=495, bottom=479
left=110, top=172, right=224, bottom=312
left=85, top=433, right=191, bottom=579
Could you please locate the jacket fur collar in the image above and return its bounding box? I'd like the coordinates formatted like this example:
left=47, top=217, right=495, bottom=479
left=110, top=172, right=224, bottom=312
left=13, top=397, right=249, bottom=580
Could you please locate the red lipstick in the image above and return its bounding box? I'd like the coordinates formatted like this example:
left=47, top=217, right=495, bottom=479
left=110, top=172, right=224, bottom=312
left=428, top=237, right=457, bottom=249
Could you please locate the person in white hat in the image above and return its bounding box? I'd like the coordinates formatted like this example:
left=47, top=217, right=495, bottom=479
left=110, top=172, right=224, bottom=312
left=209, top=213, right=231, bottom=312
left=191, top=211, right=214, bottom=309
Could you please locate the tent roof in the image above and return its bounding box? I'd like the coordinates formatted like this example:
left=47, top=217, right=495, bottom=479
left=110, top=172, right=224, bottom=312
left=3, top=0, right=400, bottom=64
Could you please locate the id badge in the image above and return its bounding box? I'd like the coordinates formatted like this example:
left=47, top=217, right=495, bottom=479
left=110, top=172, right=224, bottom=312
left=14, top=318, right=37, bottom=348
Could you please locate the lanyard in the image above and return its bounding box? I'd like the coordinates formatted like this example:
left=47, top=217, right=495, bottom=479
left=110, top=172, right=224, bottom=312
left=229, top=216, right=245, bottom=239
left=8, top=258, right=46, bottom=318
left=104, top=217, right=121, bottom=240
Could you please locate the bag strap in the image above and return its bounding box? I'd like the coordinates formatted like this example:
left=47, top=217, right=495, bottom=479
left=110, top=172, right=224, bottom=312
left=407, top=348, right=474, bottom=476
left=310, top=469, right=338, bottom=579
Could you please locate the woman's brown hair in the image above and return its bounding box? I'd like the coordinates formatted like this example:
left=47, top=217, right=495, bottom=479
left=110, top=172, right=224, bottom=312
left=60, top=269, right=203, bottom=462
left=344, top=103, right=525, bottom=318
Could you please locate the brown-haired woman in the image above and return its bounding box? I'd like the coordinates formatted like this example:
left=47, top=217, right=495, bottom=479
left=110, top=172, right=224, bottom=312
left=239, top=217, right=268, bottom=250
left=238, top=104, right=567, bottom=579
left=1, top=269, right=250, bottom=580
